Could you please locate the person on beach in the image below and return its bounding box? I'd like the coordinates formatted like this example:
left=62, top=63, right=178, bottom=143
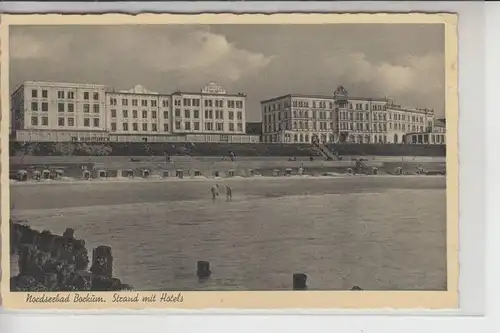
left=225, top=185, right=233, bottom=201
left=211, top=184, right=220, bottom=199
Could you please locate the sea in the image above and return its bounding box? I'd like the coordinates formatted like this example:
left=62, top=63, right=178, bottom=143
left=10, top=175, right=447, bottom=291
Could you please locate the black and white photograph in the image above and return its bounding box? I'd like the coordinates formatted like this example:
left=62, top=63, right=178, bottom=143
left=1, top=14, right=459, bottom=309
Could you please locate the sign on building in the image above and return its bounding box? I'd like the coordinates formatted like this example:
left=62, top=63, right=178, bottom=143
left=201, top=82, right=226, bottom=95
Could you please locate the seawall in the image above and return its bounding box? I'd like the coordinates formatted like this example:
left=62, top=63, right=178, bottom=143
left=10, top=141, right=446, bottom=157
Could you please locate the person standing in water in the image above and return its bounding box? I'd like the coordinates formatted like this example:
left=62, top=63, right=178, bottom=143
left=211, top=184, right=219, bottom=200
left=225, top=185, right=233, bottom=201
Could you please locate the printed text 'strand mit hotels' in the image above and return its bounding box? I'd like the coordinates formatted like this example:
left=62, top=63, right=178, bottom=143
left=11, top=81, right=255, bottom=143
left=261, top=86, right=446, bottom=145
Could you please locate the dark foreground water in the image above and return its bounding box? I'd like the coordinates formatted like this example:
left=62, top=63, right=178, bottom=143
left=10, top=176, right=447, bottom=291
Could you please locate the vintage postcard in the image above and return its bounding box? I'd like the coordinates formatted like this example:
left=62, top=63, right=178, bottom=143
left=0, top=13, right=458, bottom=310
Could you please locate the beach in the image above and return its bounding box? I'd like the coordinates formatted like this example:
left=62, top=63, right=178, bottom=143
left=10, top=176, right=447, bottom=291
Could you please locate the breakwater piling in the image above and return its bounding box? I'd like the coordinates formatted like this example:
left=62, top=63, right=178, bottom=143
left=10, top=222, right=133, bottom=292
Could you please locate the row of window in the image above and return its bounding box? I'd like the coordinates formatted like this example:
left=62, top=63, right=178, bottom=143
left=31, top=116, right=100, bottom=127
left=410, top=134, right=446, bottom=144
left=265, top=110, right=332, bottom=123
left=174, top=109, right=243, bottom=120
left=111, top=122, right=159, bottom=132
left=109, top=108, right=244, bottom=121
left=265, top=121, right=333, bottom=132
left=110, top=122, right=244, bottom=133
left=265, top=100, right=389, bottom=113
left=111, top=109, right=160, bottom=119
left=264, top=133, right=393, bottom=144
left=338, top=112, right=426, bottom=123
left=110, top=97, right=162, bottom=108
left=31, top=89, right=100, bottom=101
left=31, top=102, right=100, bottom=113
left=108, top=97, right=244, bottom=109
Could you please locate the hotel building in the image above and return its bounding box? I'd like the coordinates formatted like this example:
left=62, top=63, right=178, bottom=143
left=11, top=81, right=257, bottom=143
left=11, top=81, right=108, bottom=142
left=261, top=85, right=441, bottom=144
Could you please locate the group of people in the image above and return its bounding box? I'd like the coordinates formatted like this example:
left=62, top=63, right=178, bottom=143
left=211, top=184, right=232, bottom=201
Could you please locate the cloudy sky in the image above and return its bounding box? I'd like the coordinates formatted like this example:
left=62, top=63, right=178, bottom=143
left=10, top=24, right=445, bottom=121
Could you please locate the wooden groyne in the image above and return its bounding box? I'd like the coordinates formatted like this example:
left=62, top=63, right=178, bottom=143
left=10, top=222, right=133, bottom=292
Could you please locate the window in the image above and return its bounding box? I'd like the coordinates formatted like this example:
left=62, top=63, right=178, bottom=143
left=163, top=111, right=169, bottom=119
left=83, top=104, right=90, bottom=113
left=57, top=91, right=64, bottom=99
left=152, top=124, right=158, bottom=131
left=183, top=98, right=191, bottom=106
left=185, top=110, right=190, bottom=118
left=142, top=123, right=148, bottom=131
left=68, top=117, right=75, bottom=126
left=58, top=103, right=64, bottom=112
left=111, top=109, right=117, bottom=118
left=42, top=90, right=48, bottom=98
left=111, top=123, right=117, bottom=131
left=185, top=122, right=191, bottom=130
left=215, top=123, right=223, bottom=131
left=68, top=91, right=75, bottom=99
left=93, top=118, right=100, bottom=127
left=142, top=110, right=148, bottom=119
left=152, top=111, right=157, bottom=119
left=162, top=100, right=169, bottom=107
left=122, top=98, right=128, bottom=106
left=194, top=122, right=200, bottom=130
left=132, top=99, right=138, bottom=106
left=228, top=111, right=234, bottom=120
left=163, top=124, right=169, bottom=132
left=123, top=110, right=128, bottom=118
left=175, top=121, right=181, bottom=130
left=122, top=123, right=128, bottom=131
left=31, top=102, right=38, bottom=111
left=237, top=112, right=242, bottom=120
left=229, top=123, right=235, bottom=131
left=84, top=92, right=89, bottom=100
left=41, top=116, right=48, bottom=126
left=93, top=104, right=100, bottom=113
left=237, top=123, right=243, bottom=132
left=132, top=110, right=137, bottom=118
left=31, top=116, right=38, bottom=126
left=110, top=98, right=117, bottom=105
left=175, top=109, right=181, bottom=117
left=84, top=118, right=90, bottom=127
left=68, top=103, right=74, bottom=112
left=141, top=100, right=148, bottom=107
left=93, top=92, right=99, bottom=100
left=194, top=110, right=199, bottom=119
left=151, top=100, right=157, bottom=107
left=32, top=89, right=38, bottom=98
left=133, top=123, right=138, bottom=131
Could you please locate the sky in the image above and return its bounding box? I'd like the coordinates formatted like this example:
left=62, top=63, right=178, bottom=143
left=9, top=24, right=445, bottom=122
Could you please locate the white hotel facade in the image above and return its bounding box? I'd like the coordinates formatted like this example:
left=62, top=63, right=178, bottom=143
left=261, top=86, right=442, bottom=144
left=11, top=81, right=257, bottom=143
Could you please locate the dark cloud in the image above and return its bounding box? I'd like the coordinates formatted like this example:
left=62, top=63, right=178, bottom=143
left=10, top=24, right=444, bottom=121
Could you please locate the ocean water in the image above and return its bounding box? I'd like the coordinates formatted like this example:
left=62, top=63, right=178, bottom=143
left=10, top=176, right=447, bottom=291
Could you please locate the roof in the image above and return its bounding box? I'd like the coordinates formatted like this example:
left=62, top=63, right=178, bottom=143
left=260, top=93, right=388, bottom=104
left=435, top=119, right=446, bottom=127
left=405, top=131, right=446, bottom=136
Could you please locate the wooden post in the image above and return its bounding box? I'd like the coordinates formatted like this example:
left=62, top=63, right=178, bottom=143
left=293, top=273, right=307, bottom=290
left=91, top=246, right=113, bottom=278
left=197, top=260, right=211, bottom=279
